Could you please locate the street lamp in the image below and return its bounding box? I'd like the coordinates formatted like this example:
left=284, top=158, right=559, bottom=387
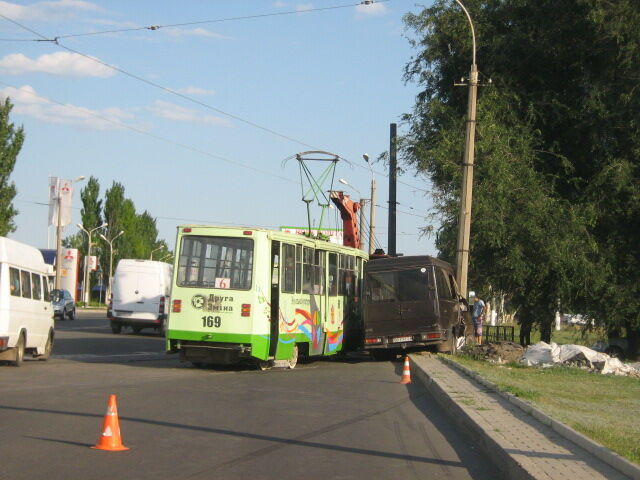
left=363, top=154, right=377, bottom=255
left=99, top=230, right=124, bottom=302
left=54, top=175, right=85, bottom=291
left=77, top=222, right=108, bottom=305
left=150, top=246, right=163, bottom=260
left=453, top=0, right=478, bottom=298
left=339, top=178, right=368, bottom=252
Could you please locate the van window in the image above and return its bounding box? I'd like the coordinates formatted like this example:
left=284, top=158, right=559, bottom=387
left=9, top=267, right=21, bottom=297
left=366, top=269, right=430, bottom=303
left=448, top=273, right=459, bottom=299
left=43, top=276, right=51, bottom=302
left=21, top=270, right=32, bottom=299
left=31, top=273, right=42, bottom=300
left=177, top=236, right=253, bottom=290
left=436, top=268, right=452, bottom=299
left=282, top=244, right=295, bottom=293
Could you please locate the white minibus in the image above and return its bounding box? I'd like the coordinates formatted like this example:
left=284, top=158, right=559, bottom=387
left=0, top=237, right=55, bottom=366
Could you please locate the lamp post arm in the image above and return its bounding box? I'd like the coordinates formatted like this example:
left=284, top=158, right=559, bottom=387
left=453, top=0, right=476, bottom=66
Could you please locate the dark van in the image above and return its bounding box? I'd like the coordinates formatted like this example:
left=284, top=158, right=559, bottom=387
left=362, top=256, right=466, bottom=360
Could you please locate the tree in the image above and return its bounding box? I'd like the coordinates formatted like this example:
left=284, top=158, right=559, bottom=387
left=402, top=0, right=639, bottom=345
left=0, top=98, right=22, bottom=235
left=79, top=176, right=102, bottom=233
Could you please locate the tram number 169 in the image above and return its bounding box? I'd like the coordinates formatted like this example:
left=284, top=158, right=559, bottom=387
left=202, top=315, right=222, bottom=328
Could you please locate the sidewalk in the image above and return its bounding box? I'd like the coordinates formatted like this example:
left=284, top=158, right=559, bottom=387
left=410, top=353, right=634, bottom=480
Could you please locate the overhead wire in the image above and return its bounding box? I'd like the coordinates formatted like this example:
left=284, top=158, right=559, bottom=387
left=0, top=79, right=298, bottom=185
left=0, top=11, right=433, bottom=196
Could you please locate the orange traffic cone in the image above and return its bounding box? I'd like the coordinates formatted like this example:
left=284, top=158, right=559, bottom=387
left=91, top=394, right=129, bottom=451
left=400, top=356, right=412, bottom=384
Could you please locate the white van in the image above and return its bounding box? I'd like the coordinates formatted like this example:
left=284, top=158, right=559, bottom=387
left=109, top=259, right=172, bottom=335
left=0, top=237, right=54, bottom=366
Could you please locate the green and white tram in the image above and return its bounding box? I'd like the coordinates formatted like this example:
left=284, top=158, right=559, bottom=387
left=166, top=225, right=368, bottom=368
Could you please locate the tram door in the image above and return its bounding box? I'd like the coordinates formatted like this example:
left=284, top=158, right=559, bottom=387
left=269, top=241, right=280, bottom=357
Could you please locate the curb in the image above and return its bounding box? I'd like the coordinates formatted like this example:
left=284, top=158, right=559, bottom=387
left=436, top=355, right=640, bottom=480
left=410, top=355, right=534, bottom=480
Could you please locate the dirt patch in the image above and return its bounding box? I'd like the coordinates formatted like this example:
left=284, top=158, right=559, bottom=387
left=464, top=341, right=525, bottom=364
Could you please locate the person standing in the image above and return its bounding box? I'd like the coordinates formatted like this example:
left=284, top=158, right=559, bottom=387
left=472, top=294, right=485, bottom=345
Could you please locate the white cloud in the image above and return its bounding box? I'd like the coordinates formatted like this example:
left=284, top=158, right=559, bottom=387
left=163, top=27, right=230, bottom=40
left=273, top=1, right=287, bottom=7
left=0, top=52, right=114, bottom=78
left=355, top=2, right=387, bottom=16
left=0, top=85, right=132, bottom=130
left=174, top=86, right=215, bottom=96
left=296, top=3, right=313, bottom=13
left=0, top=0, right=102, bottom=21
left=149, top=100, right=230, bottom=127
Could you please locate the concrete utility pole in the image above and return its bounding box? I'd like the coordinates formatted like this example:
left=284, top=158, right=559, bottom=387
left=359, top=198, right=367, bottom=252
left=364, top=154, right=377, bottom=255
left=388, top=123, right=397, bottom=257
left=454, top=0, right=478, bottom=298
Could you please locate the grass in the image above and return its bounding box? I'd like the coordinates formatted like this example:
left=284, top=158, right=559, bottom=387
left=447, top=354, right=640, bottom=465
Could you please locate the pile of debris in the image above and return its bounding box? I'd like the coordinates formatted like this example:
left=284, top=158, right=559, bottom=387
left=521, top=342, right=640, bottom=377
left=464, top=341, right=525, bottom=364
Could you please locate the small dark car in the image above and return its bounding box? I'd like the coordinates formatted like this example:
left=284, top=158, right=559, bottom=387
left=51, top=289, right=76, bottom=320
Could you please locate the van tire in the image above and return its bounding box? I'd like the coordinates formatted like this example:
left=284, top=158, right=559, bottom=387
left=111, top=322, right=122, bottom=334
left=10, top=332, right=25, bottom=367
left=132, top=326, right=142, bottom=334
left=438, top=325, right=462, bottom=354
left=39, top=330, right=54, bottom=361
left=67, top=308, right=75, bottom=321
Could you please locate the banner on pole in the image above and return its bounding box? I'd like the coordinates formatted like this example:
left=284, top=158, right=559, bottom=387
left=48, top=177, right=74, bottom=227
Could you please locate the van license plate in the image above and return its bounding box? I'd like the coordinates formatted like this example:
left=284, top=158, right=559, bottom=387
left=392, top=336, right=413, bottom=343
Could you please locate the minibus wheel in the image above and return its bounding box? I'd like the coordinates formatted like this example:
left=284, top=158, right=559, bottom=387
left=10, top=332, right=25, bottom=367
left=39, top=330, right=54, bottom=361
left=111, top=322, right=122, bottom=334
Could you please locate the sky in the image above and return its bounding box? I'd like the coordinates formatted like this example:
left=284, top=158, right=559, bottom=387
left=0, top=0, right=438, bottom=256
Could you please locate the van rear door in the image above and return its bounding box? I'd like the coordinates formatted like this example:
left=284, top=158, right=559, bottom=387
left=113, top=267, right=160, bottom=320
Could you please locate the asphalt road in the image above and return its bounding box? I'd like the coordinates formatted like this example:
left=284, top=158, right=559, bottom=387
left=0, top=310, right=498, bottom=480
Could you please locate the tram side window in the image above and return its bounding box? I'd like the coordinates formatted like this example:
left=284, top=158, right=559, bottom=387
left=31, top=273, right=42, bottom=300
left=282, top=244, right=295, bottom=293
left=295, top=245, right=302, bottom=293
left=313, top=250, right=326, bottom=295
left=339, top=254, right=356, bottom=297
left=178, top=236, right=253, bottom=290
left=328, top=253, right=338, bottom=296
left=9, top=267, right=21, bottom=297
left=302, top=247, right=314, bottom=294
left=21, top=270, right=32, bottom=299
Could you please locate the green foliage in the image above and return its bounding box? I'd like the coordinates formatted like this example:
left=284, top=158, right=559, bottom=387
left=402, top=0, right=640, bottom=344
left=0, top=98, right=22, bottom=235
left=69, top=179, right=171, bottom=294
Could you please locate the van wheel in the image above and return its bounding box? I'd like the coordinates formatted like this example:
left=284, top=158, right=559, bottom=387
left=438, top=326, right=461, bottom=354
left=132, top=326, right=142, bottom=334
left=10, top=333, right=25, bottom=367
left=67, top=308, right=75, bottom=321
left=111, top=323, right=122, bottom=334
left=287, top=345, right=299, bottom=369
left=39, top=330, right=54, bottom=361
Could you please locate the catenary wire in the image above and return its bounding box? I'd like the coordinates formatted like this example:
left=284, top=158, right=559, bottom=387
left=0, top=12, right=432, bottom=196
left=43, top=1, right=390, bottom=42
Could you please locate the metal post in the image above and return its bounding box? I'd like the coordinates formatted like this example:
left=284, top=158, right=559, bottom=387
left=54, top=179, right=62, bottom=290
left=369, top=177, right=376, bottom=255
left=388, top=123, right=397, bottom=257
left=84, top=232, right=92, bottom=305
left=359, top=198, right=366, bottom=252
left=455, top=63, right=478, bottom=297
